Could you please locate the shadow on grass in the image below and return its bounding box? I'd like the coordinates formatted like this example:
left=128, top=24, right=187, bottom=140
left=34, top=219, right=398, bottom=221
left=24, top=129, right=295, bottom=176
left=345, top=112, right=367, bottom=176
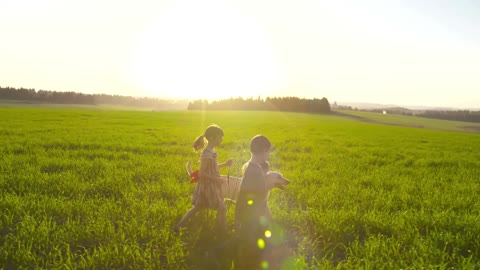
left=181, top=211, right=236, bottom=270
left=180, top=210, right=296, bottom=270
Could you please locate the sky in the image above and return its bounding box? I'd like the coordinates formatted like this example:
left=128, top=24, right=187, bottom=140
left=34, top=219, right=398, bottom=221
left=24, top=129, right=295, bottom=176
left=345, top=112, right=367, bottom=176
left=1, top=0, right=479, bottom=108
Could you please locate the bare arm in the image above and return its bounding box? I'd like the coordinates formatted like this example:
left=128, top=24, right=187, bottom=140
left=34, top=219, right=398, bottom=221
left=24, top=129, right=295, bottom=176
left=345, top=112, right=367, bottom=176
left=217, top=158, right=234, bottom=169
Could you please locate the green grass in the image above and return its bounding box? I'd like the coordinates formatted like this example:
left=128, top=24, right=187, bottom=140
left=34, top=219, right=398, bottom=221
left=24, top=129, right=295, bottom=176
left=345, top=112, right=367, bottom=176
left=1, top=107, right=480, bottom=269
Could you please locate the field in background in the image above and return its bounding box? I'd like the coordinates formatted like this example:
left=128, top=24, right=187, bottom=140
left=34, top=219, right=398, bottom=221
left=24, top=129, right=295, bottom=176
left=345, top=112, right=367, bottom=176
left=0, top=99, right=183, bottom=111
left=337, top=109, right=480, bottom=133
left=1, top=107, right=480, bottom=269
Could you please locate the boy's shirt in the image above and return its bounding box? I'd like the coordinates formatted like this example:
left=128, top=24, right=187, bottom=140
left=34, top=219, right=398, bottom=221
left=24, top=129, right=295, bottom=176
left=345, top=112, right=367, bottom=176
left=235, top=162, right=268, bottom=231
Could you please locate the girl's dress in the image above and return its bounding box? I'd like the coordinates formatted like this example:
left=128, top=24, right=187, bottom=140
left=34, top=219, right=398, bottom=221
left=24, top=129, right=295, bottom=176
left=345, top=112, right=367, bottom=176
left=191, top=148, right=224, bottom=209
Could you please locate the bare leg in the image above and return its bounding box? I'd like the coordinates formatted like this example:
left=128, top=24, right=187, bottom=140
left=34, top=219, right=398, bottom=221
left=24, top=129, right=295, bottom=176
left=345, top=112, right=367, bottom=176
left=176, top=205, right=201, bottom=229
left=216, top=203, right=227, bottom=232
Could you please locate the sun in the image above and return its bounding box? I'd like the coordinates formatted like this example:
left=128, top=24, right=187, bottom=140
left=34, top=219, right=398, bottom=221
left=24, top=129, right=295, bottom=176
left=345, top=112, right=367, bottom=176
left=130, top=0, right=282, bottom=100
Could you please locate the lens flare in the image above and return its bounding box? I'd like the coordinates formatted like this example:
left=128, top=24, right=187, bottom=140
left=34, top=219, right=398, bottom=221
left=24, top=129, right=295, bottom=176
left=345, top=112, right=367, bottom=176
left=265, top=230, right=272, bottom=238
left=257, top=238, right=265, bottom=250
left=259, top=216, right=268, bottom=226
left=247, top=200, right=254, bottom=205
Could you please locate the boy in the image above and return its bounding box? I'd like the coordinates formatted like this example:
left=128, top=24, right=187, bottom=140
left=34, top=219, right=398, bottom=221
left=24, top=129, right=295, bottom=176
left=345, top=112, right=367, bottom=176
left=234, top=134, right=272, bottom=269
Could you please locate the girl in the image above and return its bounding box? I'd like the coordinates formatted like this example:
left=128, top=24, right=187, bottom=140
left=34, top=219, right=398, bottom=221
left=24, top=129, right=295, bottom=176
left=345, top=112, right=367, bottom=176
left=175, top=125, right=233, bottom=231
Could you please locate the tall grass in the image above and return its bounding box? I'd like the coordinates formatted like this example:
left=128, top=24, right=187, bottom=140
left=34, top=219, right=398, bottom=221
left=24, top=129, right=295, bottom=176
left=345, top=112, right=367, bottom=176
left=1, top=108, right=479, bottom=269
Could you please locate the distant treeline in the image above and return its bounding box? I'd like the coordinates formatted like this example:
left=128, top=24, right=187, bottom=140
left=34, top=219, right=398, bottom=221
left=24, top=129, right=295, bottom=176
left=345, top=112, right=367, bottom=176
left=188, top=97, right=331, bottom=113
left=366, top=108, right=480, bottom=123
left=0, top=86, right=185, bottom=109
left=2, top=86, right=332, bottom=113
left=421, top=110, right=480, bottom=123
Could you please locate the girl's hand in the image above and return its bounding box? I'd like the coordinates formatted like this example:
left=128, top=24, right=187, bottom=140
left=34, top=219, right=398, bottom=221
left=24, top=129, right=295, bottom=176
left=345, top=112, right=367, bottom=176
left=225, top=158, right=234, bottom=167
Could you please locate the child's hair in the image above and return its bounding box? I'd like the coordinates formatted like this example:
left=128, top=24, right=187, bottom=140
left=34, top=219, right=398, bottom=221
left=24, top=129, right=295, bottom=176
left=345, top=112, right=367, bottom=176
left=250, top=134, right=271, bottom=154
left=192, top=125, right=224, bottom=151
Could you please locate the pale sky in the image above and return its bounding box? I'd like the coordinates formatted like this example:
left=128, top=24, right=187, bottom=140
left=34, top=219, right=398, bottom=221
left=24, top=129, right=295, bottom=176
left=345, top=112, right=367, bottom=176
left=1, top=0, right=479, bottom=108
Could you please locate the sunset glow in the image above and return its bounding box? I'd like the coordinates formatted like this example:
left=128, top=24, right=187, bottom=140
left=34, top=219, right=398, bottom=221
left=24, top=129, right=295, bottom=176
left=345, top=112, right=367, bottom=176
left=130, top=0, right=283, bottom=100
left=1, top=0, right=479, bottom=107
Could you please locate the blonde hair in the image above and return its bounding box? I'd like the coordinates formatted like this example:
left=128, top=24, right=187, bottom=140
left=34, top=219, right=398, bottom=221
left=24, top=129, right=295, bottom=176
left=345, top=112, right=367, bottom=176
left=192, top=125, right=224, bottom=151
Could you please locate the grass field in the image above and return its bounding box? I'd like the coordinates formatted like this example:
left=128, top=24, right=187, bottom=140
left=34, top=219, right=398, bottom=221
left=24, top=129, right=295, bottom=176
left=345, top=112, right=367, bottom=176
left=1, top=107, right=480, bottom=269
left=336, top=109, right=480, bottom=134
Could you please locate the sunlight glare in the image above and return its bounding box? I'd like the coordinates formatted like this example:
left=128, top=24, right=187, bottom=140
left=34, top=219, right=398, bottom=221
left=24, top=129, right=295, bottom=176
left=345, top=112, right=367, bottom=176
left=131, top=0, right=282, bottom=100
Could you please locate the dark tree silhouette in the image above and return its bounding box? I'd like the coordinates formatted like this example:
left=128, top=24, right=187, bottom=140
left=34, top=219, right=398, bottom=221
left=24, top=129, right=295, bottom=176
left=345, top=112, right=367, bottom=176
left=358, top=107, right=480, bottom=123
left=187, top=96, right=331, bottom=114
left=421, top=110, right=480, bottom=123
left=0, top=86, right=186, bottom=109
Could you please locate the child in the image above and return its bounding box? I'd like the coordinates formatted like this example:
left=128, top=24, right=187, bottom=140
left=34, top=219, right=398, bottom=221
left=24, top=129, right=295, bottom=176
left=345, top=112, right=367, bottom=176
left=234, top=134, right=272, bottom=269
left=175, top=125, right=233, bottom=231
